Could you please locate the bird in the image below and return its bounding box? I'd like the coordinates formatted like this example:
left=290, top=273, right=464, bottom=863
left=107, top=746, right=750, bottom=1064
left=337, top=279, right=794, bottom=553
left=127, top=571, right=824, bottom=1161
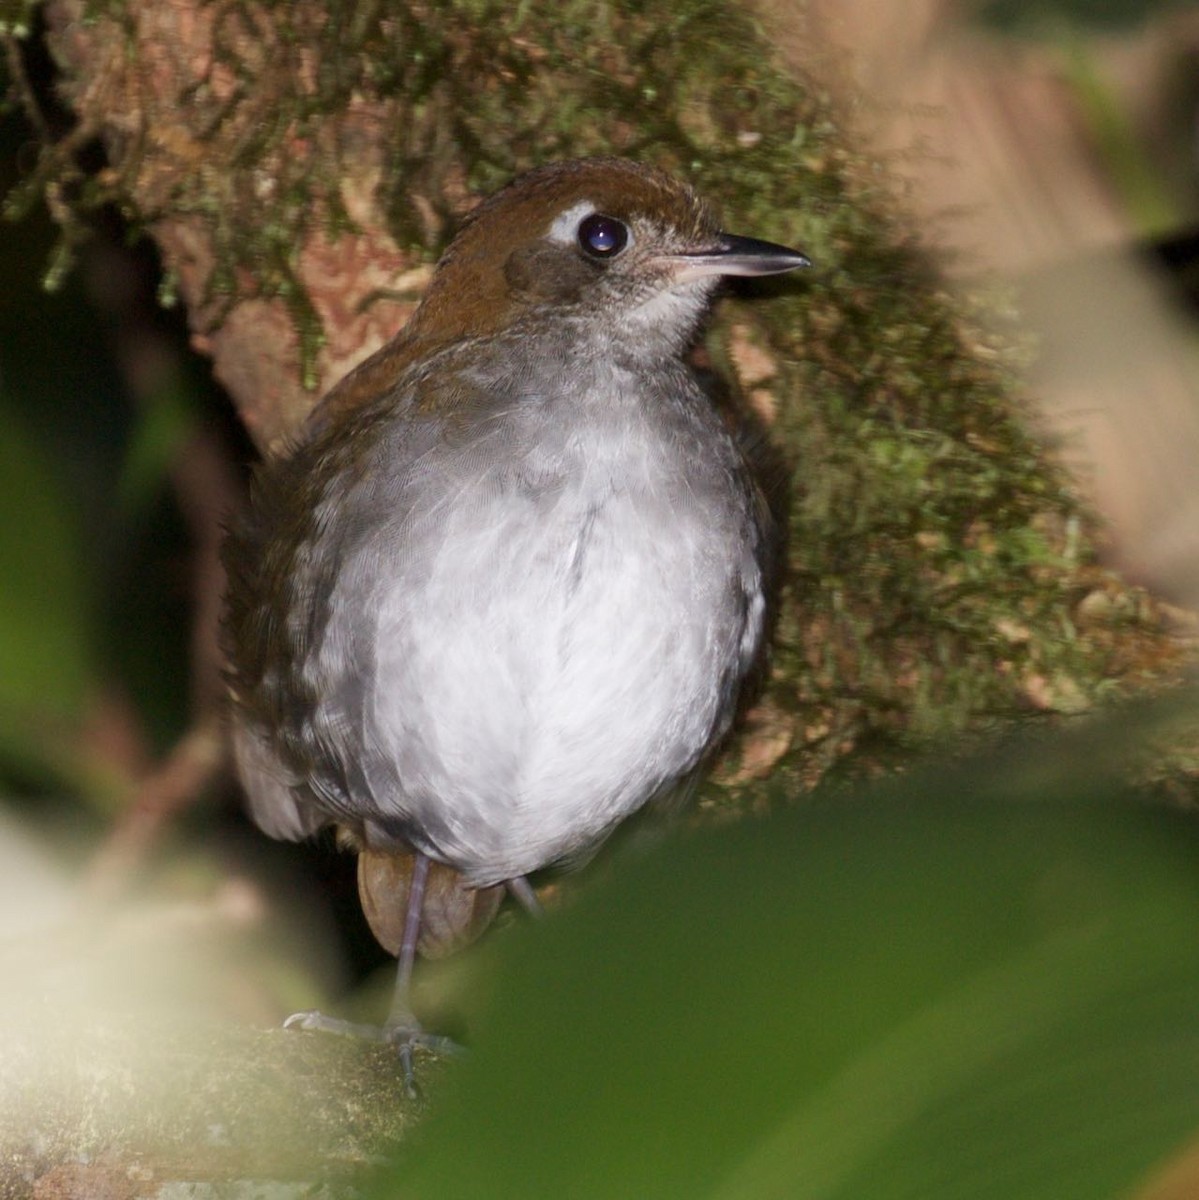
left=222, top=156, right=809, bottom=1083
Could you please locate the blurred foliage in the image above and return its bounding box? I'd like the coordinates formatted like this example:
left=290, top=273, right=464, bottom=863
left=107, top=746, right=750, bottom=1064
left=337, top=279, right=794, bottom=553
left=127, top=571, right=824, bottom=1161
left=0, top=394, right=90, bottom=735
left=0, top=79, right=204, bottom=812
left=380, top=722, right=1199, bottom=1199
left=981, top=0, right=1194, bottom=33
left=1064, top=44, right=1183, bottom=240
left=0, top=0, right=36, bottom=38
left=116, top=375, right=197, bottom=519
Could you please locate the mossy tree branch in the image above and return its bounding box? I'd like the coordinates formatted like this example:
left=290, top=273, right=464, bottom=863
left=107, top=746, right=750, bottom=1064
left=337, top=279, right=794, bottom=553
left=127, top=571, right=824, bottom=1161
left=10, top=0, right=1184, bottom=805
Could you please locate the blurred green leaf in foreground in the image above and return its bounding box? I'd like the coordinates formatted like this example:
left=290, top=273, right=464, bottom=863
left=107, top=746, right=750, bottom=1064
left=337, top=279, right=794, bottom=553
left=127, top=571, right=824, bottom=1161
left=380, top=727, right=1199, bottom=1200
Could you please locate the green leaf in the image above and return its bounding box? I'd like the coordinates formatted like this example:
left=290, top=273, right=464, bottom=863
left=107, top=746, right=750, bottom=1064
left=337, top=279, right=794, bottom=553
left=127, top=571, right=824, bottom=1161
left=377, top=763, right=1199, bottom=1199
left=116, top=376, right=197, bottom=518
left=0, top=391, right=93, bottom=735
left=979, top=0, right=1191, bottom=33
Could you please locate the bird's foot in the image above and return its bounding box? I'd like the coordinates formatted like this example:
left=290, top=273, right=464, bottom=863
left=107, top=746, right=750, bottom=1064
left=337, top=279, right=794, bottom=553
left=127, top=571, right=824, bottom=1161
left=282, top=1009, right=464, bottom=1098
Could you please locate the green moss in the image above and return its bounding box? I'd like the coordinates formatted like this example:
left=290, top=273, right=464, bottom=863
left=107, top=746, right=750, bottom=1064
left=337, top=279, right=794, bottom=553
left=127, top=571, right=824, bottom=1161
left=0, top=0, right=36, bottom=36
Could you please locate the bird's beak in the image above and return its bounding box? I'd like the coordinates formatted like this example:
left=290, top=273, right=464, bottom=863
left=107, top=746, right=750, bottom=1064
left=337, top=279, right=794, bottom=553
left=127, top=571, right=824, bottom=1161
left=661, top=233, right=811, bottom=283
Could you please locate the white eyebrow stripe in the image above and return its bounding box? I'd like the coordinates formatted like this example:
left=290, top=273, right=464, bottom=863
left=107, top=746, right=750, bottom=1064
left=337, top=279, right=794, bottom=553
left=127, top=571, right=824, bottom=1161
left=547, top=200, right=598, bottom=244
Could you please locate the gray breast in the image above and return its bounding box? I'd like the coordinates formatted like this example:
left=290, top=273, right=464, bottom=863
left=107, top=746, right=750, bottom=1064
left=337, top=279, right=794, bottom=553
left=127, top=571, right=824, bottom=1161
left=274, top=356, right=769, bottom=883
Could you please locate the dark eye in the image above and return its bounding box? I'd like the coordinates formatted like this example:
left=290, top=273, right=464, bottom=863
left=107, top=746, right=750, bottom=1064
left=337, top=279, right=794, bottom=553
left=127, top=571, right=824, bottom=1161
left=578, top=213, right=629, bottom=259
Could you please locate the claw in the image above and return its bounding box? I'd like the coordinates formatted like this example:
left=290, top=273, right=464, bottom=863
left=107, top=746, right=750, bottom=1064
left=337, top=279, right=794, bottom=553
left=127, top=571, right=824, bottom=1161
left=280, top=1008, right=464, bottom=1098
left=283, top=1009, right=387, bottom=1040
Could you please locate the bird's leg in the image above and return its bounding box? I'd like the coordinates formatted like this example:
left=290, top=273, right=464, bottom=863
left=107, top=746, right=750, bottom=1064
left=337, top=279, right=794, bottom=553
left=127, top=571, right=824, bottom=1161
left=387, top=848, right=428, bottom=1023
left=283, top=851, right=462, bottom=1097
left=506, top=875, right=543, bottom=917
left=384, top=850, right=437, bottom=1090
left=284, top=865, right=541, bottom=1094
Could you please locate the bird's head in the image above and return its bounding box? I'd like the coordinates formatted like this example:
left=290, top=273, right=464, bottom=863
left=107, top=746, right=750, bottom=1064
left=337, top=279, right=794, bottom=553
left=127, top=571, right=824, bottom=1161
left=405, top=157, right=809, bottom=359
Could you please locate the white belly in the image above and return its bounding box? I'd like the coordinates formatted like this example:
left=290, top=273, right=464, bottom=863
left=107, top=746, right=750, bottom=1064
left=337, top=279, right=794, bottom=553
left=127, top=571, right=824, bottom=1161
left=359, top=481, right=758, bottom=883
